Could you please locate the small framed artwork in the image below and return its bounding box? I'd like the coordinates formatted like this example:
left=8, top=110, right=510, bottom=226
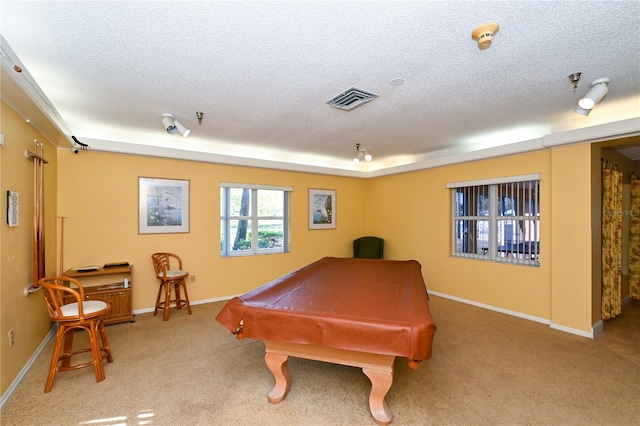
left=7, top=191, right=19, bottom=227
left=309, top=188, right=336, bottom=229
left=139, top=177, right=190, bottom=234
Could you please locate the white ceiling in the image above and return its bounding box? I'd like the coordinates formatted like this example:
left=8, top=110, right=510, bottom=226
left=2, top=1, right=640, bottom=177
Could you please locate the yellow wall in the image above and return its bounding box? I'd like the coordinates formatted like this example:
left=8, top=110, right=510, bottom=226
left=1, top=101, right=58, bottom=394
left=367, top=150, right=553, bottom=320
left=1, top=96, right=608, bottom=399
left=57, top=150, right=369, bottom=311
left=550, top=144, right=594, bottom=331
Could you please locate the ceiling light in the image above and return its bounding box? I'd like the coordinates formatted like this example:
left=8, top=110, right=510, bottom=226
left=574, top=105, right=591, bottom=116
left=162, top=113, right=177, bottom=134
left=161, top=113, right=191, bottom=137
left=353, top=143, right=372, bottom=163
left=577, top=78, right=610, bottom=110
left=471, top=22, right=499, bottom=50
left=174, top=120, right=190, bottom=137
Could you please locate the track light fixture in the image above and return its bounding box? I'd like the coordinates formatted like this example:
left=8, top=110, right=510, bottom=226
left=162, top=113, right=176, bottom=134
left=576, top=78, right=610, bottom=113
left=161, top=113, right=190, bottom=137
left=574, top=105, right=591, bottom=116
left=174, top=120, right=190, bottom=137
left=353, top=143, right=372, bottom=164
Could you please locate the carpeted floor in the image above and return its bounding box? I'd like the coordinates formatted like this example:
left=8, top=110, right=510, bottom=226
left=1, top=296, right=639, bottom=426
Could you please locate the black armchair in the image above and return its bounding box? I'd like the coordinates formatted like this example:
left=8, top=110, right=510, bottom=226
left=353, top=236, right=384, bottom=259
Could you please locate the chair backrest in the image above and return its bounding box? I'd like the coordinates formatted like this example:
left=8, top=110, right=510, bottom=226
left=151, top=252, right=184, bottom=279
left=38, top=276, right=88, bottom=322
left=353, top=236, right=384, bottom=259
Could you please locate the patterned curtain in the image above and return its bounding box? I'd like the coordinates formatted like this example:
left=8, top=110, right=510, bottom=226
left=601, top=162, right=623, bottom=319
left=629, top=174, right=640, bottom=300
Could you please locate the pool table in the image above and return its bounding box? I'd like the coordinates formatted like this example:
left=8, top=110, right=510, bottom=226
left=216, top=257, right=437, bottom=425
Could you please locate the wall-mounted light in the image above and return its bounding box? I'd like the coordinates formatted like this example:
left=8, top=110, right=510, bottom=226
left=353, top=143, right=372, bottom=164
left=577, top=78, right=610, bottom=112
left=161, top=113, right=190, bottom=137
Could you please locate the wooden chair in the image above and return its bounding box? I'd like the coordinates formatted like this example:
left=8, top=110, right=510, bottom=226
left=38, top=276, right=114, bottom=393
left=151, top=252, right=192, bottom=321
left=353, top=236, right=384, bottom=259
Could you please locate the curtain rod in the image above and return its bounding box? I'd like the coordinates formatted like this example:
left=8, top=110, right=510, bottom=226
left=601, top=158, right=618, bottom=170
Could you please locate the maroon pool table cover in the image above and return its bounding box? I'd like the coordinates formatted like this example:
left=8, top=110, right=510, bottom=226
left=216, top=257, right=437, bottom=364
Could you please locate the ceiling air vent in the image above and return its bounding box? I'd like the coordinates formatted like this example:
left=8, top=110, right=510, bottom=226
left=326, top=87, right=378, bottom=111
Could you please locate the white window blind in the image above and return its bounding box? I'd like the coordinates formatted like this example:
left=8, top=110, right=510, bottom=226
left=450, top=176, right=541, bottom=266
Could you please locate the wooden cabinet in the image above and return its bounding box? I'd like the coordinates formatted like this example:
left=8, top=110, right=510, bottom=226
left=63, top=264, right=134, bottom=325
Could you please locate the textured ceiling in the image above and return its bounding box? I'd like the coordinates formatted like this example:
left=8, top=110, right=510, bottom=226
left=2, top=1, right=640, bottom=176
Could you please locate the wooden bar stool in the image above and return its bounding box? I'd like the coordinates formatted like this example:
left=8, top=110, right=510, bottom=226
left=38, top=276, right=114, bottom=393
left=151, top=252, right=192, bottom=321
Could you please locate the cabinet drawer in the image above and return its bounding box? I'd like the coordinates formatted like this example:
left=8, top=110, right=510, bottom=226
left=63, top=288, right=133, bottom=324
left=85, top=289, right=132, bottom=324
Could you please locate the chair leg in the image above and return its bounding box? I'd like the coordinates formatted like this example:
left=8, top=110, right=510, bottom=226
left=180, top=280, right=192, bottom=315
left=154, top=282, right=165, bottom=317
left=44, top=325, right=66, bottom=393
left=88, top=322, right=105, bottom=383
left=163, top=281, right=172, bottom=321
left=61, top=329, right=74, bottom=368
left=175, top=282, right=182, bottom=310
left=97, top=319, right=114, bottom=363
left=44, top=319, right=113, bottom=392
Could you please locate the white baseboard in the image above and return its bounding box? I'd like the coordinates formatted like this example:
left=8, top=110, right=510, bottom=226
left=428, top=290, right=598, bottom=339
left=549, top=322, right=596, bottom=338
left=0, top=325, right=57, bottom=409
left=132, top=295, right=234, bottom=316
left=590, top=320, right=604, bottom=338
left=428, top=290, right=550, bottom=325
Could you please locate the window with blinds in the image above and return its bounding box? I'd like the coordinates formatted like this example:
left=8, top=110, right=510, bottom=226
left=447, top=175, right=540, bottom=266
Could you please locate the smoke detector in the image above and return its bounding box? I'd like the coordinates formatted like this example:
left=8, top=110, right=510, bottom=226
left=472, top=22, right=500, bottom=50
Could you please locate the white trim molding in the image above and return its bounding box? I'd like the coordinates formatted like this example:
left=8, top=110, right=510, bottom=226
left=0, top=326, right=57, bottom=409
left=429, top=290, right=598, bottom=339
left=132, top=295, right=235, bottom=316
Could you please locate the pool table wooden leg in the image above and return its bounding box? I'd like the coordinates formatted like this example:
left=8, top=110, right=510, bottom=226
left=363, top=367, right=393, bottom=426
left=264, top=340, right=396, bottom=424
left=265, top=351, right=291, bottom=403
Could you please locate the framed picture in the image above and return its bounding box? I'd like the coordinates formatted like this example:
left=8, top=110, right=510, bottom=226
left=309, top=189, right=336, bottom=229
left=139, top=177, right=190, bottom=234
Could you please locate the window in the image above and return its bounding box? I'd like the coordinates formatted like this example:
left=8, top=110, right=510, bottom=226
left=220, top=183, right=292, bottom=256
left=448, top=174, right=540, bottom=266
